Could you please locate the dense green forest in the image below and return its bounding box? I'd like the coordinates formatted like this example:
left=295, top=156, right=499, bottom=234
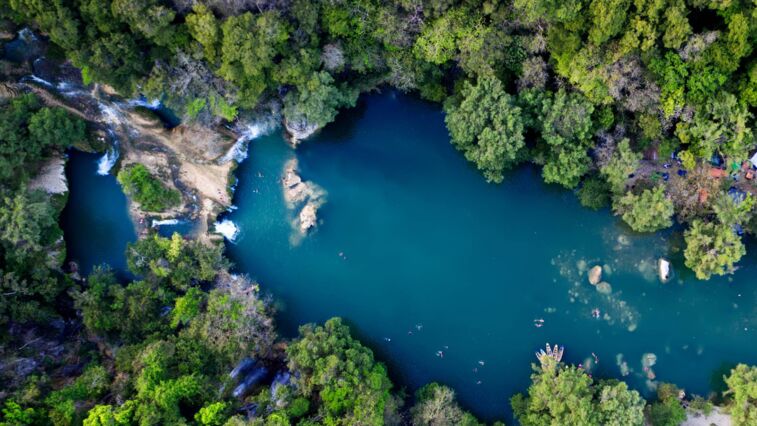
left=1, top=0, right=757, bottom=425
left=2, top=0, right=755, bottom=278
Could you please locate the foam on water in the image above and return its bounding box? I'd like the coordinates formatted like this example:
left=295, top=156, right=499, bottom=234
left=97, top=148, right=119, bottom=176
left=128, top=97, right=162, bottom=110
left=219, top=120, right=278, bottom=165
left=214, top=219, right=240, bottom=242
left=28, top=74, right=53, bottom=87
left=152, top=219, right=180, bottom=227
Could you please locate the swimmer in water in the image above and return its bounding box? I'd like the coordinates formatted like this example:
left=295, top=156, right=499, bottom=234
left=478, top=360, right=485, bottom=366
left=384, top=337, right=391, bottom=342
left=591, top=308, right=600, bottom=319
left=416, top=324, right=423, bottom=331
left=592, top=352, right=599, bottom=364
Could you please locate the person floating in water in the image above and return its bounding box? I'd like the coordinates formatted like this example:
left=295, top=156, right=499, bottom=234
left=534, top=318, right=545, bottom=328
left=384, top=337, right=391, bottom=342
left=592, top=308, right=600, bottom=319
left=436, top=350, right=444, bottom=358
left=592, top=352, right=599, bottom=364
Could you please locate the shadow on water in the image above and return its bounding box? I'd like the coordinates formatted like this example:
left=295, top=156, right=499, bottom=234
left=60, top=150, right=136, bottom=281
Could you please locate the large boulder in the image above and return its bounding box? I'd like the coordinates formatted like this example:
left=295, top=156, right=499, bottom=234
left=588, top=265, right=602, bottom=285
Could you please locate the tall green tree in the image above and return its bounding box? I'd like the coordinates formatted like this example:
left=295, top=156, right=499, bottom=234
left=684, top=220, right=745, bottom=280
left=725, top=364, right=757, bottom=426
left=600, top=139, right=641, bottom=194
left=287, top=318, right=392, bottom=425
left=613, top=186, right=674, bottom=232
left=445, top=75, right=525, bottom=183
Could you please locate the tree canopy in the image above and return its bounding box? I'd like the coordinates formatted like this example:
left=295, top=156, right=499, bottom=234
left=445, top=75, right=525, bottom=183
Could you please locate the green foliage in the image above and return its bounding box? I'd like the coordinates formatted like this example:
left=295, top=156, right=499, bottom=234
left=512, top=359, right=645, bottom=425
left=117, top=164, right=181, bottom=212
left=445, top=75, right=525, bottom=183
left=600, top=139, right=642, bottom=194
left=714, top=193, right=754, bottom=226
left=126, top=233, right=227, bottom=290
left=76, top=32, right=148, bottom=94
left=171, top=286, right=205, bottom=328
left=0, top=95, right=83, bottom=186
left=283, top=71, right=359, bottom=132
left=186, top=5, right=220, bottom=63
left=649, top=52, right=688, bottom=117
left=684, top=220, right=746, bottom=280
left=45, top=365, right=110, bottom=426
left=613, top=186, right=674, bottom=232
left=540, top=89, right=595, bottom=148
left=1, top=400, right=39, bottom=425
left=28, top=108, right=86, bottom=150
left=218, top=11, right=289, bottom=109
left=647, top=383, right=686, bottom=426
left=195, top=402, right=229, bottom=425
left=287, top=318, right=392, bottom=425
left=209, top=96, right=238, bottom=122
left=724, top=364, right=757, bottom=425
left=578, top=175, right=611, bottom=210
left=542, top=144, right=592, bottom=189
left=588, top=0, right=631, bottom=45
left=676, top=92, right=754, bottom=162
left=0, top=188, right=57, bottom=256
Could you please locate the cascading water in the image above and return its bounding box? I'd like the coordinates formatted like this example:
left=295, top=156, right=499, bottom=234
left=97, top=146, right=119, bottom=176
left=127, top=97, right=162, bottom=110
left=213, top=118, right=278, bottom=242
left=219, top=119, right=278, bottom=165
left=214, top=219, right=240, bottom=242
left=152, top=219, right=181, bottom=227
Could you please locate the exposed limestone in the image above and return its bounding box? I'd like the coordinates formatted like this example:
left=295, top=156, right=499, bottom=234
left=0, top=82, right=22, bottom=99
left=588, top=265, right=602, bottom=285
left=28, top=155, right=67, bottom=194
left=284, top=117, right=320, bottom=145
left=282, top=158, right=326, bottom=237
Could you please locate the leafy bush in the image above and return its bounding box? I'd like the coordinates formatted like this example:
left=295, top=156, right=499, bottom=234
left=117, top=164, right=180, bottom=212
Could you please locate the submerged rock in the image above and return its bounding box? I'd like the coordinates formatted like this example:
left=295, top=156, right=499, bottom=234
left=282, top=158, right=326, bottom=237
left=588, top=265, right=602, bottom=285
left=596, top=282, right=612, bottom=294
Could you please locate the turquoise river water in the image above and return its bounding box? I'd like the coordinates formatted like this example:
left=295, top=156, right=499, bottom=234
left=65, top=92, right=757, bottom=421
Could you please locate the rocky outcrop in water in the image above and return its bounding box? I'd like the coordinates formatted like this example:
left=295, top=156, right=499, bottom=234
left=284, top=118, right=320, bottom=145
left=588, top=265, right=602, bottom=285
left=282, top=158, right=326, bottom=237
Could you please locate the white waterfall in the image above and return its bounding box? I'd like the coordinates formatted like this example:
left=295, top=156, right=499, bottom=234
left=214, top=219, right=240, bottom=242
